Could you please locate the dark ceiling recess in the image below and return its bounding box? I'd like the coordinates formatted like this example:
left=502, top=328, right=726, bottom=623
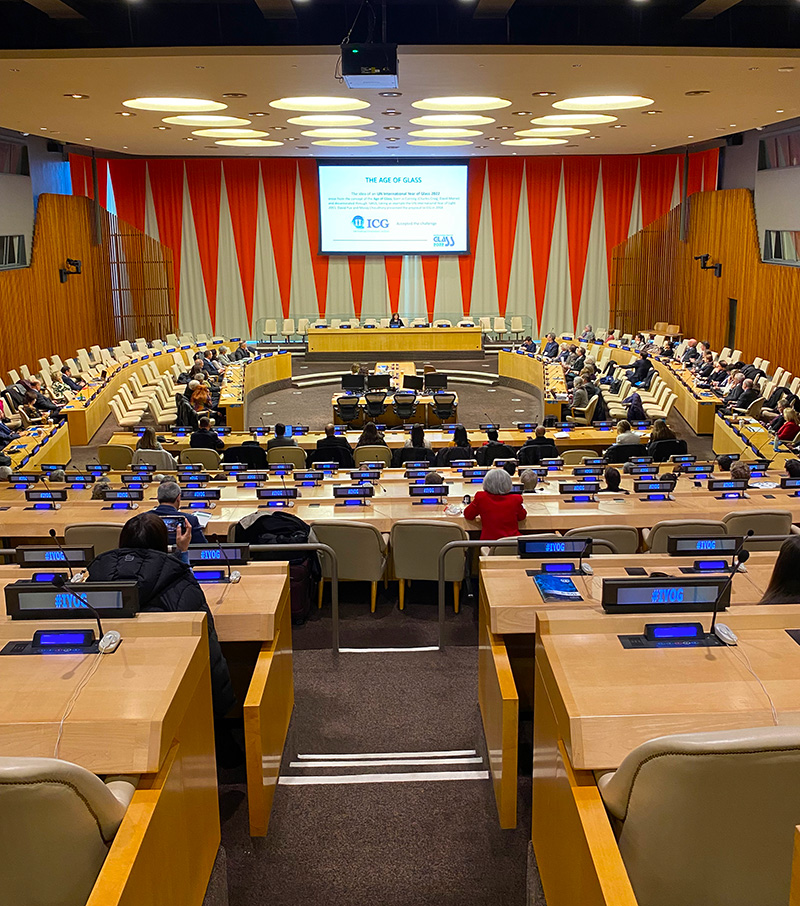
left=0, top=0, right=799, bottom=49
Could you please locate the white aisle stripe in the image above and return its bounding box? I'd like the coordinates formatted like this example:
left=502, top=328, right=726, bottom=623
left=339, top=646, right=439, bottom=653
left=296, top=749, right=478, bottom=760
left=280, top=770, right=490, bottom=786
left=289, top=757, right=483, bottom=768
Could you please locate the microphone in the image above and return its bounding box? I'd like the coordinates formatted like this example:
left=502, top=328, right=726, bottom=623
left=51, top=575, right=122, bottom=653
left=213, top=533, right=240, bottom=583
left=578, top=537, right=592, bottom=576
left=708, top=530, right=754, bottom=636
left=48, top=527, right=74, bottom=581
left=39, top=473, right=58, bottom=509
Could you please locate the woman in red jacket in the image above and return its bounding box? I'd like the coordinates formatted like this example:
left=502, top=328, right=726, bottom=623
left=464, top=468, right=527, bottom=540
left=774, top=408, right=800, bottom=451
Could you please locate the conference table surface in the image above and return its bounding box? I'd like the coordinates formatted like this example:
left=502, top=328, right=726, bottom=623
left=307, top=326, right=483, bottom=355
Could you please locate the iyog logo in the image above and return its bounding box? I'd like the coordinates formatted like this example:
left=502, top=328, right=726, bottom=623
left=352, top=215, right=365, bottom=229
left=433, top=235, right=455, bottom=248
left=352, top=215, right=389, bottom=230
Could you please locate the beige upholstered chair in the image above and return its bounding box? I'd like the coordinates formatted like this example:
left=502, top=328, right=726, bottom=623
left=131, top=447, right=178, bottom=471
left=560, top=448, right=599, bottom=465
left=267, top=446, right=306, bottom=469
left=642, top=519, right=727, bottom=552
left=312, top=521, right=388, bottom=612
left=597, top=726, right=800, bottom=906
left=564, top=524, right=640, bottom=554
left=353, top=445, right=392, bottom=468
left=0, top=756, right=137, bottom=906
left=263, top=319, right=278, bottom=341
left=181, top=448, right=221, bottom=469
left=390, top=520, right=467, bottom=612
left=98, top=443, right=133, bottom=470
left=282, top=318, right=295, bottom=342
left=566, top=394, right=598, bottom=426
left=64, top=523, right=124, bottom=556
left=723, top=510, right=797, bottom=550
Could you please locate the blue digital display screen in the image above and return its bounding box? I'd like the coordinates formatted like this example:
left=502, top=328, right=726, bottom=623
left=543, top=562, right=573, bottom=573
left=696, top=560, right=728, bottom=571
left=32, top=572, right=58, bottom=582
left=37, top=631, right=89, bottom=646
left=335, top=486, right=370, bottom=497
left=651, top=624, right=702, bottom=639
left=697, top=539, right=719, bottom=550
left=545, top=542, right=566, bottom=552
left=111, top=502, right=132, bottom=509
left=33, top=503, right=54, bottom=510
left=193, top=569, right=225, bottom=582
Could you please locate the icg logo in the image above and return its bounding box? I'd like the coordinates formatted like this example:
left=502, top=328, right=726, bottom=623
left=433, top=235, right=455, bottom=248
left=352, top=215, right=389, bottom=229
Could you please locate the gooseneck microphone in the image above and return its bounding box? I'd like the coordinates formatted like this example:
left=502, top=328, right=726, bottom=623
left=708, top=530, right=754, bottom=636
left=213, top=534, right=240, bottom=583
left=48, top=528, right=74, bottom=581
left=51, top=574, right=104, bottom=642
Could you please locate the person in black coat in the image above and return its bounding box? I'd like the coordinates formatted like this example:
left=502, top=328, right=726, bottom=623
left=190, top=417, right=225, bottom=451
left=86, top=512, right=235, bottom=718
left=627, top=352, right=652, bottom=386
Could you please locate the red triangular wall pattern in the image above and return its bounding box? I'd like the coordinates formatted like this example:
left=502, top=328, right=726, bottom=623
left=524, top=158, right=562, bottom=333
left=222, top=160, right=260, bottom=332
left=185, top=159, right=223, bottom=329
left=487, top=158, right=525, bottom=317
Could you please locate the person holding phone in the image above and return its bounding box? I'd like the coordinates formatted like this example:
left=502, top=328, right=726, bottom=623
left=151, top=479, right=207, bottom=544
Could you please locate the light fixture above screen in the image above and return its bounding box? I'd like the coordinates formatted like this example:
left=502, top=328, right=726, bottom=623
left=411, top=96, right=512, bottom=111
left=269, top=96, right=370, bottom=112
left=122, top=97, right=227, bottom=112
left=552, top=95, right=654, bottom=111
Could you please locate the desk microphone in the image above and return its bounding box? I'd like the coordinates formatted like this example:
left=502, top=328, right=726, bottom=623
left=708, top=530, right=754, bottom=638
left=50, top=575, right=122, bottom=653
left=39, top=474, right=60, bottom=509
left=578, top=538, right=592, bottom=576
left=213, top=534, right=240, bottom=583
left=48, top=528, right=74, bottom=581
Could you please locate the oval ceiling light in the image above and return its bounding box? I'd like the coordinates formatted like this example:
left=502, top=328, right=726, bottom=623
left=269, top=96, right=369, bottom=112
left=287, top=114, right=374, bottom=127
left=407, top=139, right=473, bottom=147
left=311, top=139, right=378, bottom=146
left=553, top=95, right=654, bottom=111
left=532, top=113, right=617, bottom=126
left=409, top=114, right=495, bottom=127
left=408, top=128, right=483, bottom=138
left=122, top=97, right=227, bottom=112
left=515, top=126, right=590, bottom=137
left=300, top=128, right=377, bottom=138
left=411, top=96, right=511, bottom=111
left=215, top=139, right=283, bottom=147
left=501, top=137, right=569, bottom=146
left=192, top=128, right=270, bottom=138
left=162, top=114, right=251, bottom=127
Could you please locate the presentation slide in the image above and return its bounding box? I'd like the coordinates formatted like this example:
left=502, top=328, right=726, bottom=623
left=318, top=163, right=469, bottom=255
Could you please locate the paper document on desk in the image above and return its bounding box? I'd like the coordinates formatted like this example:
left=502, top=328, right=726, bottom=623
left=192, top=511, right=213, bottom=528
left=553, top=431, right=570, bottom=438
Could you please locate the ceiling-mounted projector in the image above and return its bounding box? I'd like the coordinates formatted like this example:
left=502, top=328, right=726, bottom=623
left=341, top=43, right=398, bottom=89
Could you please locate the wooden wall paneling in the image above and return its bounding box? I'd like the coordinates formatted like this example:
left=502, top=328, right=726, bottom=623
left=611, top=189, right=800, bottom=377
left=0, top=194, right=175, bottom=383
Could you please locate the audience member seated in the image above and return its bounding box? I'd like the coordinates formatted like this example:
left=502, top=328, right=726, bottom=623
left=60, top=364, right=86, bottom=392
left=627, top=352, right=653, bottom=387
left=21, top=391, right=46, bottom=425
left=424, top=470, right=444, bottom=485
left=614, top=419, right=642, bottom=446
left=633, top=332, right=648, bottom=351
left=578, top=324, right=595, bottom=343
left=730, top=461, right=751, bottom=485
left=694, top=351, right=715, bottom=380
left=389, top=313, right=404, bottom=328
left=91, top=478, right=112, bottom=499
left=598, top=466, right=629, bottom=494
left=394, top=425, right=437, bottom=467
left=151, top=480, right=207, bottom=544
left=659, top=340, right=675, bottom=359
left=723, top=372, right=746, bottom=405
left=190, top=417, right=224, bottom=452
left=356, top=421, right=388, bottom=449
left=217, top=346, right=233, bottom=366
left=519, top=336, right=536, bottom=353
left=518, top=427, right=558, bottom=465
left=87, top=512, right=233, bottom=717
left=784, top=459, right=800, bottom=479
left=774, top=408, right=800, bottom=450
left=623, top=390, right=647, bottom=422
left=542, top=333, right=559, bottom=358
left=27, top=379, right=62, bottom=418
left=645, top=419, right=677, bottom=459
left=570, top=377, right=589, bottom=413
left=132, top=426, right=178, bottom=470
left=0, top=420, right=20, bottom=448
left=311, top=423, right=353, bottom=462
left=436, top=424, right=474, bottom=467
left=232, top=341, right=252, bottom=361
left=716, top=454, right=733, bottom=472
left=728, top=378, right=759, bottom=414
left=463, top=468, right=526, bottom=540
left=403, top=423, right=432, bottom=450
left=760, top=536, right=800, bottom=604
left=267, top=423, right=298, bottom=451
left=476, top=429, right=516, bottom=466
left=519, top=469, right=539, bottom=492
left=681, top=338, right=700, bottom=364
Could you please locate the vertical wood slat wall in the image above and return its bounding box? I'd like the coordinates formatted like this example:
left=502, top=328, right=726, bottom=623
left=0, top=193, right=175, bottom=383
left=610, top=188, right=800, bottom=377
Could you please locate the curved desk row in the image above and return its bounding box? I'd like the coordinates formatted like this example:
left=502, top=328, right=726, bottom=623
left=307, top=326, right=483, bottom=358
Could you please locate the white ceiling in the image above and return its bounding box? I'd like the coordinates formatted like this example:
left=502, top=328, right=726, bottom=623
left=0, top=44, right=798, bottom=157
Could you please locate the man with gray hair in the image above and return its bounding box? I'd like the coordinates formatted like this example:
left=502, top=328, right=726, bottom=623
left=151, top=479, right=207, bottom=544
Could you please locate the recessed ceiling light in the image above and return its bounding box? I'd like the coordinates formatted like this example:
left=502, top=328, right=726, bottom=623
left=249, top=112, right=269, bottom=117
left=123, top=145, right=128, bottom=149
left=301, top=128, right=377, bottom=137
left=497, top=125, right=514, bottom=130
left=685, top=90, right=710, bottom=96
left=729, top=124, right=737, bottom=127
left=312, top=139, right=378, bottom=146
left=382, top=110, right=402, bottom=115
left=609, top=124, right=627, bottom=129
left=386, top=137, right=400, bottom=141
left=65, top=93, right=89, bottom=99
left=412, top=96, right=511, bottom=112
left=379, top=91, right=402, bottom=97
left=154, top=126, right=171, bottom=130
left=553, top=95, right=654, bottom=111
left=287, top=114, right=373, bottom=127
left=222, top=92, right=247, bottom=98
left=587, top=136, right=599, bottom=140
left=642, top=110, right=663, bottom=115
left=215, top=139, right=283, bottom=147
left=183, top=137, right=197, bottom=141
left=688, top=135, right=694, bottom=138
left=513, top=111, right=533, bottom=116
left=778, top=67, right=795, bottom=72
left=486, top=136, right=499, bottom=141
left=410, top=114, right=495, bottom=127
left=748, top=67, right=759, bottom=71
left=515, top=127, right=589, bottom=137
left=162, top=114, right=251, bottom=127
left=286, top=137, right=298, bottom=140
left=116, top=111, right=136, bottom=117
left=192, top=128, right=270, bottom=138
left=532, top=91, right=556, bottom=97
left=532, top=113, right=617, bottom=126
left=297, top=146, right=309, bottom=149
left=271, top=126, right=287, bottom=130
left=84, top=138, right=91, bottom=141
left=408, top=139, right=474, bottom=146
left=408, top=128, right=482, bottom=138
left=777, top=109, right=785, bottom=113
left=501, top=137, right=568, bottom=146
left=384, top=125, right=401, bottom=130
left=270, top=96, right=369, bottom=112
left=9, top=68, right=20, bottom=72
left=651, top=143, right=657, bottom=147
left=123, top=97, right=227, bottom=112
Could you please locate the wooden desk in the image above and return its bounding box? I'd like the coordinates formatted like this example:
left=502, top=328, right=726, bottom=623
left=0, top=614, right=219, bottom=906
left=498, top=350, right=569, bottom=420
left=532, top=607, right=800, bottom=906
left=713, top=414, right=794, bottom=469
left=3, top=421, right=71, bottom=470
left=217, top=351, right=293, bottom=432
left=307, top=326, right=482, bottom=357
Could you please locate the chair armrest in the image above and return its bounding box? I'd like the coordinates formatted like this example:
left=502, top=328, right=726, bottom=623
left=104, top=775, right=140, bottom=810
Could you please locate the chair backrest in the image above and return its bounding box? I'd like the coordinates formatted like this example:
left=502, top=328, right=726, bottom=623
left=64, top=523, right=124, bottom=556
left=723, top=509, right=792, bottom=537
left=666, top=323, right=680, bottom=334
left=307, top=445, right=354, bottom=468
left=510, top=316, right=523, bottom=332
left=132, top=447, right=177, bottom=471
left=335, top=398, right=362, bottom=421
left=647, top=438, right=687, bottom=462
left=392, top=391, right=417, bottom=417
left=98, top=444, right=133, bottom=470
left=494, top=317, right=507, bottom=331
left=267, top=446, right=306, bottom=468
left=653, top=321, right=668, bottom=332
left=390, top=520, right=467, bottom=581
left=598, top=726, right=800, bottom=906
left=0, top=756, right=134, bottom=906
left=353, top=445, right=392, bottom=468
left=741, top=396, right=764, bottom=418
left=282, top=319, right=296, bottom=334
left=479, top=317, right=491, bottom=331
left=646, top=519, right=727, bottom=552
left=223, top=444, right=268, bottom=468
left=363, top=391, right=387, bottom=417
left=330, top=318, right=342, bottom=329
left=517, top=443, right=559, bottom=465
left=730, top=348, right=743, bottom=363
left=561, top=448, right=599, bottom=465
left=181, top=448, right=221, bottom=469
left=311, top=521, right=387, bottom=580
left=563, top=524, right=640, bottom=554
left=264, top=319, right=277, bottom=334
left=432, top=391, right=457, bottom=419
